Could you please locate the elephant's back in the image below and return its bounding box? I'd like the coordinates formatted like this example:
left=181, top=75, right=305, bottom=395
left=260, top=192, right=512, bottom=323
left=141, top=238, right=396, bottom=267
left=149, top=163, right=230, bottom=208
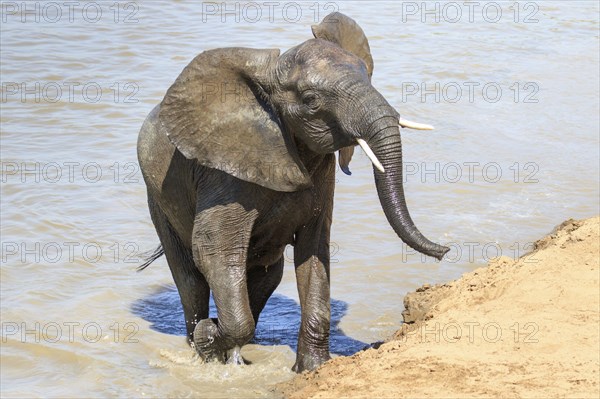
left=137, top=105, right=198, bottom=243
left=138, top=105, right=176, bottom=192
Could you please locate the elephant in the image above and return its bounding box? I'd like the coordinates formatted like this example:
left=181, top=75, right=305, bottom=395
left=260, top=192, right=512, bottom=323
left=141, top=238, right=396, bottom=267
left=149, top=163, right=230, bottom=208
left=137, top=12, right=449, bottom=373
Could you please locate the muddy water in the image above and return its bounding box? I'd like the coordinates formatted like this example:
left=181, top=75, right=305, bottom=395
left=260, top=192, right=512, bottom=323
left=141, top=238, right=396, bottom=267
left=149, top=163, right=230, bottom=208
left=1, top=1, right=598, bottom=397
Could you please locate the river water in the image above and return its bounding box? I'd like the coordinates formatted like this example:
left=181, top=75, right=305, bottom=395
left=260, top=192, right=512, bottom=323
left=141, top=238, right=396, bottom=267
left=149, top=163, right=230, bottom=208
left=1, top=1, right=598, bottom=397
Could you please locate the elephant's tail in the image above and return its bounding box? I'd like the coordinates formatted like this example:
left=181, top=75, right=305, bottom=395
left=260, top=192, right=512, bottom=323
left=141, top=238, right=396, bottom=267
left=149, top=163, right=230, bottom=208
left=137, top=245, right=164, bottom=272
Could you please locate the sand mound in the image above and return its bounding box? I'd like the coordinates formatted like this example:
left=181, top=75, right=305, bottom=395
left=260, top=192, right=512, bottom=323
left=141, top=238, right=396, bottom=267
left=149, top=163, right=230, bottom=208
left=279, top=217, right=600, bottom=398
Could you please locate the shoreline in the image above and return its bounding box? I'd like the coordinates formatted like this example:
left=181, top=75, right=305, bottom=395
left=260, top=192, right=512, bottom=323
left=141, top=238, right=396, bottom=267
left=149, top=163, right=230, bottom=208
left=279, top=217, right=600, bottom=398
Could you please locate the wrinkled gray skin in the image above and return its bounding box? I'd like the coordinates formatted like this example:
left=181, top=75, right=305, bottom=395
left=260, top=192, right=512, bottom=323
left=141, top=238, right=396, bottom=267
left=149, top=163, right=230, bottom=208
left=137, top=12, right=449, bottom=373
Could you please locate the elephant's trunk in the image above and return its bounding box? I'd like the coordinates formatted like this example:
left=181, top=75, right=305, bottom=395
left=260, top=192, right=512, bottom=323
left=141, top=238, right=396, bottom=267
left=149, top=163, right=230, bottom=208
left=360, top=116, right=450, bottom=261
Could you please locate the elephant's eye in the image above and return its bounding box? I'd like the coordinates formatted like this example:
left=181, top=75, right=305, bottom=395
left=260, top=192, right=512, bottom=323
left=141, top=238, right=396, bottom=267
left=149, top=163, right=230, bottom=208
left=301, top=91, right=321, bottom=111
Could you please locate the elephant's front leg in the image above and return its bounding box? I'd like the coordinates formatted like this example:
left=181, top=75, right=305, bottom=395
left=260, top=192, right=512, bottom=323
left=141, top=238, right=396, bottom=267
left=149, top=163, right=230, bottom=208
left=191, top=204, right=258, bottom=364
left=293, top=223, right=332, bottom=372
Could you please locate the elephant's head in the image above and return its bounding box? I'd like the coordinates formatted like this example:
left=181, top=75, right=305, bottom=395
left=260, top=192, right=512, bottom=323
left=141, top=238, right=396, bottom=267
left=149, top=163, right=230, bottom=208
left=159, top=13, right=449, bottom=260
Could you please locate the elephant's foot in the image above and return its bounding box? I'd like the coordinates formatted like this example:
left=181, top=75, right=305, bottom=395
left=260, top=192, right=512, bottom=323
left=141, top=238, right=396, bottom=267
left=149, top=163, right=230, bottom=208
left=193, top=320, right=248, bottom=365
left=226, top=346, right=245, bottom=365
left=193, top=319, right=226, bottom=363
left=292, top=350, right=331, bottom=373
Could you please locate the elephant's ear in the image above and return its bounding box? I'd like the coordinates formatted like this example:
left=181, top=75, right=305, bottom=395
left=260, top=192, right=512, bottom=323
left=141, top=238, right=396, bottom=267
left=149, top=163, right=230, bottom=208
left=311, top=12, right=374, bottom=78
left=159, top=48, right=312, bottom=192
left=312, top=12, right=373, bottom=175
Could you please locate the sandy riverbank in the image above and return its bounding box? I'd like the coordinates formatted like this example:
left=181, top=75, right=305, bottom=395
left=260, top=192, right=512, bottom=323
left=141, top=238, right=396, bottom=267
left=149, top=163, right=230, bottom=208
left=279, top=217, right=600, bottom=398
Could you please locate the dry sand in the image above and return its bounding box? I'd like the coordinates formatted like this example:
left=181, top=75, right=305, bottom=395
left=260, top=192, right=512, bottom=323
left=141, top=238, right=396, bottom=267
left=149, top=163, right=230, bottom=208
left=279, top=217, right=600, bottom=398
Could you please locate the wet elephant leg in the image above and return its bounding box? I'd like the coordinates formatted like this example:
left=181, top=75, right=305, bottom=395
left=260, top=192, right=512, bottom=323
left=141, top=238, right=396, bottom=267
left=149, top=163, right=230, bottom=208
left=291, top=155, right=334, bottom=373
left=147, top=194, right=209, bottom=344
left=247, top=258, right=284, bottom=325
left=292, top=225, right=332, bottom=372
left=191, top=204, right=258, bottom=364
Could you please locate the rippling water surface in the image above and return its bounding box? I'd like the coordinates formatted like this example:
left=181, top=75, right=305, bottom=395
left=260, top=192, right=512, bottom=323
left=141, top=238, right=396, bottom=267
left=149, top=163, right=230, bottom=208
left=1, top=1, right=598, bottom=397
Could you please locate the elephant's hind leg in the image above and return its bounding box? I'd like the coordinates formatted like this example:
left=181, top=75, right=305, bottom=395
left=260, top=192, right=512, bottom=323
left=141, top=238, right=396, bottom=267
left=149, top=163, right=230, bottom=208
left=247, top=258, right=284, bottom=325
left=148, top=195, right=210, bottom=344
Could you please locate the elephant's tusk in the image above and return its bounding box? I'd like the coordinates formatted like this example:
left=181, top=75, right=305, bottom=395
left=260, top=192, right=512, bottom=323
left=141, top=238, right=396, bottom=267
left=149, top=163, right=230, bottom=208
left=399, top=118, right=434, bottom=130
left=357, top=139, right=385, bottom=173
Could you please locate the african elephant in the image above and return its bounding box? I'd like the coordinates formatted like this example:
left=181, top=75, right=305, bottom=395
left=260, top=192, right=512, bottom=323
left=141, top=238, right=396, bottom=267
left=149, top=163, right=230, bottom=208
left=137, top=12, right=449, bottom=372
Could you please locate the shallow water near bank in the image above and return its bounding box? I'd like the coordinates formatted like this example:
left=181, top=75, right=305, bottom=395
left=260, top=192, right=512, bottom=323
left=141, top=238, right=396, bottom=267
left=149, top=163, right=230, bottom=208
left=1, top=1, right=598, bottom=397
